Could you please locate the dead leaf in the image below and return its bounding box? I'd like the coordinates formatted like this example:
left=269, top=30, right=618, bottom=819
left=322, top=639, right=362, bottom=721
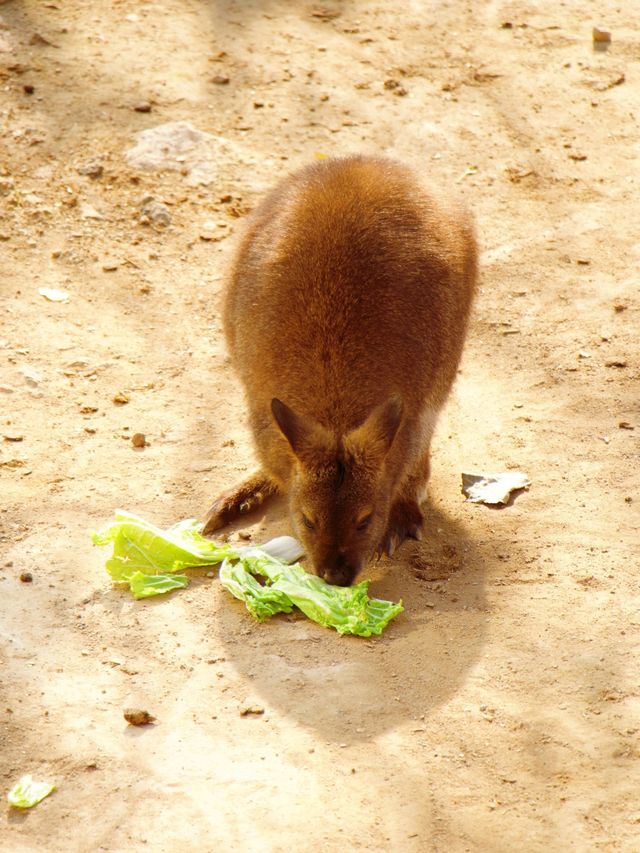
left=473, top=70, right=503, bottom=83
left=240, top=705, right=265, bottom=716
left=461, top=471, right=531, bottom=505
left=39, top=287, right=69, bottom=302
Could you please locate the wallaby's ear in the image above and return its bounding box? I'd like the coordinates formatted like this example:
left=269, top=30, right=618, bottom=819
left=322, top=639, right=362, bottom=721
left=344, top=395, right=403, bottom=466
left=271, top=398, right=334, bottom=466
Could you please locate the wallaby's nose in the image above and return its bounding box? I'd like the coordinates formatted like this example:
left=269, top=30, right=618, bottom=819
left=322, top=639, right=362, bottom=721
left=319, top=552, right=357, bottom=587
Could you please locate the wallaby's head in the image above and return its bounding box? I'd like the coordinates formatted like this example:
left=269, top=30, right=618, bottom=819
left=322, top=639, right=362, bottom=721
left=271, top=396, right=403, bottom=586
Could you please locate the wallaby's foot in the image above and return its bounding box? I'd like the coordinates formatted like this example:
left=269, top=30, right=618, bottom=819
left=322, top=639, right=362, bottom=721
left=202, top=472, right=279, bottom=534
left=379, top=498, right=424, bottom=558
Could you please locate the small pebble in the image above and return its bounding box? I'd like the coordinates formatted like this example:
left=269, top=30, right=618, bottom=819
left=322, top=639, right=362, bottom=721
left=592, top=27, right=611, bottom=44
left=80, top=202, right=103, bottom=219
left=20, top=572, right=33, bottom=583
left=199, top=220, right=227, bottom=242
left=23, top=84, right=35, bottom=95
left=77, top=160, right=104, bottom=179
left=134, top=101, right=152, bottom=113
left=131, top=432, right=146, bottom=448
left=138, top=197, right=171, bottom=227
left=211, top=75, right=230, bottom=85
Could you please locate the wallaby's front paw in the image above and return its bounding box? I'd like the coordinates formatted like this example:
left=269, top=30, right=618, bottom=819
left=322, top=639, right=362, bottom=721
left=202, top=491, right=236, bottom=535
left=379, top=499, right=424, bottom=558
left=201, top=472, right=278, bottom=536
left=202, top=490, right=261, bottom=535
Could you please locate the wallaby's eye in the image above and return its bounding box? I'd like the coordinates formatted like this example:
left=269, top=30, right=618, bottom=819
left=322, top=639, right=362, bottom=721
left=356, top=513, right=372, bottom=531
left=302, top=513, right=316, bottom=532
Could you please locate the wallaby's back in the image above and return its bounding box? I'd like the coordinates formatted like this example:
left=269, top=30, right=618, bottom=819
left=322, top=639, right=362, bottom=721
left=224, top=155, right=476, bottom=448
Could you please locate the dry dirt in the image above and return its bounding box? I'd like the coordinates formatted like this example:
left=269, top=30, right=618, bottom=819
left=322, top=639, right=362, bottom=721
left=1, top=1, right=639, bottom=851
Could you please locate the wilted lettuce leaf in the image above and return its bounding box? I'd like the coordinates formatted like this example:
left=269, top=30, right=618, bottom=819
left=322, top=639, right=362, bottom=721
left=128, top=571, right=190, bottom=599
left=92, top=510, right=237, bottom=579
left=231, top=550, right=403, bottom=637
left=94, top=511, right=403, bottom=635
left=7, top=775, right=56, bottom=808
left=218, top=558, right=293, bottom=620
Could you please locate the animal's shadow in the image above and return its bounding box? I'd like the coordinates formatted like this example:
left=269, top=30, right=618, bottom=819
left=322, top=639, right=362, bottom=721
left=211, top=498, right=490, bottom=744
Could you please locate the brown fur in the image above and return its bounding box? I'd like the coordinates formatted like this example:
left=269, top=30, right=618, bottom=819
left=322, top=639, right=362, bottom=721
left=203, top=154, right=478, bottom=585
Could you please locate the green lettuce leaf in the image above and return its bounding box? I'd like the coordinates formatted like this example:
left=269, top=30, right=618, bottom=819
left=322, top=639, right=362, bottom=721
left=128, top=571, right=190, bottom=599
left=94, top=510, right=403, bottom=635
left=7, top=775, right=56, bottom=808
left=218, top=558, right=293, bottom=620
left=92, top=510, right=237, bottom=580
left=231, top=550, right=403, bottom=637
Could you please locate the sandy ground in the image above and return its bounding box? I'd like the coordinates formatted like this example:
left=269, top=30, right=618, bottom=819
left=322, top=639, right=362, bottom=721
left=1, top=1, right=639, bottom=851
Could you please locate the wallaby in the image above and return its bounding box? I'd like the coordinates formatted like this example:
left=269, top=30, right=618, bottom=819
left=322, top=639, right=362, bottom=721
left=203, top=155, right=477, bottom=586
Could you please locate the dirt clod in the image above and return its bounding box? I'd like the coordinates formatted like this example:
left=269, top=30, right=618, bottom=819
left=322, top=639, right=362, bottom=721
left=123, top=708, right=156, bottom=726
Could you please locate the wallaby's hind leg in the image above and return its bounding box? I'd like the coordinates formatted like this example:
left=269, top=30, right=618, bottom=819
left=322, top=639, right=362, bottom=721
left=202, top=471, right=279, bottom=534
left=379, top=449, right=431, bottom=557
